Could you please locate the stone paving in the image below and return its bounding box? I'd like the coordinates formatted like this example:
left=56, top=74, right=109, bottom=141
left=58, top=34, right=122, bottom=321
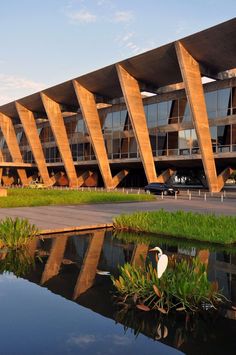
left=0, top=195, right=235, bottom=233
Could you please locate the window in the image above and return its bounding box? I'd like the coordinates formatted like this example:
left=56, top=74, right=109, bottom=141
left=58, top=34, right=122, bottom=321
left=205, top=91, right=217, bottom=119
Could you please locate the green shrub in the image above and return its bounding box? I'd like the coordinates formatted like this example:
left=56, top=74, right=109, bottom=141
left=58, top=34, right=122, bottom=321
left=0, top=217, right=38, bottom=249
left=111, top=257, right=224, bottom=313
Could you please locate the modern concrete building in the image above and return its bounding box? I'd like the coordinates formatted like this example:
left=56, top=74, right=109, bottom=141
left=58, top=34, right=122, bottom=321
left=0, top=18, right=236, bottom=191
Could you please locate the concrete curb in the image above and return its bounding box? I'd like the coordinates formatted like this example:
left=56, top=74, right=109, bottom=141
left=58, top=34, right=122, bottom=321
left=39, top=223, right=113, bottom=235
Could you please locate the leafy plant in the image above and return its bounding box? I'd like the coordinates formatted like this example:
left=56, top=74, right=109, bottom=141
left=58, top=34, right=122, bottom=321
left=0, top=248, right=37, bottom=277
left=0, top=217, right=38, bottom=249
left=111, top=257, right=224, bottom=313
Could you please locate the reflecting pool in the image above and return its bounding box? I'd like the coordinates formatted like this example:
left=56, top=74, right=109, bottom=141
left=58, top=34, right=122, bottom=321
left=0, top=229, right=235, bottom=355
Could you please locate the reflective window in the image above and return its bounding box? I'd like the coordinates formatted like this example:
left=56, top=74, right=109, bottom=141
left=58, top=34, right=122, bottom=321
left=112, top=111, right=120, bottom=130
left=210, top=126, right=217, bottom=151
left=17, top=131, right=23, bottom=143
left=168, top=132, right=178, bottom=155
left=205, top=91, right=217, bottom=119
left=179, top=130, right=191, bottom=155
left=182, top=102, right=192, bottom=122
left=75, top=119, right=85, bottom=133
left=157, top=101, right=171, bottom=126
left=191, top=129, right=199, bottom=150
left=129, top=137, right=137, bottom=158
left=232, top=124, right=236, bottom=151
left=103, top=112, right=112, bottom=131
left=147, top=104, right=157, bottom=128
left=157, top=132, right=167, bottom=155
left=217, top=88, right=231, bottom=117
left=120, top=110, right=127, bottom=130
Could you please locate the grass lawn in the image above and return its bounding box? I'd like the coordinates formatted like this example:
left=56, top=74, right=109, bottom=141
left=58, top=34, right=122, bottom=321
left=0, top=188, right=155, bottom=208
left=113, top=209, right=236, bottom=245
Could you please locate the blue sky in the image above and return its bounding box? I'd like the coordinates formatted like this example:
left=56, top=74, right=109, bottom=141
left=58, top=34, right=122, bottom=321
left=0, top=0, right=235, bottom=104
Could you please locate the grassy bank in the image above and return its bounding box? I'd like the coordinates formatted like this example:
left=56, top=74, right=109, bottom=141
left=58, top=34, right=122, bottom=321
left=0, top=188, right=154, bottom=208
left=113, top=209, right=236, bottom=244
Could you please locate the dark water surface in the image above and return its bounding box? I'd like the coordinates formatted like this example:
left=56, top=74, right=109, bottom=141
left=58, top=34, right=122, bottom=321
left=0, top=229, right=235, bottom=355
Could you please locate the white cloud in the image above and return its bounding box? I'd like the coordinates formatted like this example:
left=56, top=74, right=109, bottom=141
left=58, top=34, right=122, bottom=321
left=67, top=334, right=96, bottom=348
left=113, top=11, right=134, bottom=23
left=0, top=74, right=45, bottom=91
left=0, top=73, right=46, bottom=105
left=68, top=9, right=97, bottom=23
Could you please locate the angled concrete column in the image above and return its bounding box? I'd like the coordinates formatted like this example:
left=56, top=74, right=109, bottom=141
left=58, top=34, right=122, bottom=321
left=41, top=93, right=78, bottom=187
left=111, top=169, right=129, bottom=187
left=15, top=102, right=52, bottom=186
left=77, top=171, right=93, bottom=187
left=0, top=113, right=28, bottom=185
left=40, top=236, right=68, bottom=284
left=73, top=80, right=114, bottom=188
left=26, top=238, right=38, bottom=258
left=197, top=249, right=209, bottom=267
left=73, top=80, right=128, bottom=188
left=131, top=244, right=149, bottom=268
left=0, top=149, right=3, bottom=183
left=73, top=230, right=105, bottom=299
left=175, top=41, right=219, bottom=192
left=217, top=167, right=234, bottom=190
left=156, top=169, right=176, bottom=183
left=116, top=64, right=157, bottom=183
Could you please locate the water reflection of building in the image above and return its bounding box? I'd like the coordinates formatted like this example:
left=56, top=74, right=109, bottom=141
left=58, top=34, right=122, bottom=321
left=20, top=231, right=236, bottom=314
left=1, top=230, right=236, bottom=354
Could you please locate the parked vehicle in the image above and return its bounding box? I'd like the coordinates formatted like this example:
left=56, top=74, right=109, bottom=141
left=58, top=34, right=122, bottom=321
left=29, top=181, right=46, bottom=189
left=144, top=183, right=179, bottom=195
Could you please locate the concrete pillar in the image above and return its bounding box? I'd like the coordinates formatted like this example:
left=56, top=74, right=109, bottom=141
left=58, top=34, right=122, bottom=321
left=217, top=167, right=234, bottom=190
left=15, top=102, right=52, bottom=186
left=175, top=41, right=219, bottom=192
left=0, top=113, right=28, bottom=185
left=40, top=236, right=68, bottom=284
left=131, top=244, right=149, bottom=268
left=116, top=64, right=157, bottom=183
left=156, top=169, right=176, bottom=183
left=73, top=230, right=105, bottom=299
left=73, top=80, right=129, bottom=188
left=73, top=80, right=114, bottom=188
left=41, top=93, right=78, bottom=187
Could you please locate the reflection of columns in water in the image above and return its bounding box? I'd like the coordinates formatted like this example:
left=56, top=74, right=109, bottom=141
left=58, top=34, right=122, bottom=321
left=40, top=236, right=68, bottom=284
left=26, top=238, right=39, bottom=258
left=73, top=230, right=105, bottom=300
left=197, top=249, right=210, bottom=267
left=131, top=244, right=149, bottom=268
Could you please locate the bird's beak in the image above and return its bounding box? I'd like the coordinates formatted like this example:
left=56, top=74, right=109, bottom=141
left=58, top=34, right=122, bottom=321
left=149, top=248, right=157, bottom=252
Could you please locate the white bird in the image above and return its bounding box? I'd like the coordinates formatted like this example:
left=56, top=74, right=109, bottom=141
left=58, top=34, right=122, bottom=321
left=149, top=247, right=168, bottom=279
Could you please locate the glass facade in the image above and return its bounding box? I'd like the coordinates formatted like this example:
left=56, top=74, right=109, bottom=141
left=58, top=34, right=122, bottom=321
left=0, top=83, right=235, bottom=164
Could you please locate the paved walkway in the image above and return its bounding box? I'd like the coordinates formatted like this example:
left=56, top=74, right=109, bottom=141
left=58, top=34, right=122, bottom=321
left=0, top=196, right=235, bottom=233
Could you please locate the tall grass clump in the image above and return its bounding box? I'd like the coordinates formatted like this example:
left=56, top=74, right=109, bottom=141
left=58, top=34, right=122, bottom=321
left=112, top=257, right=224, bottom=313
left=113, top=209, right=236, bottom=244
left=0, top=217, right=38, bottom=249
left=0, top=248, right=37, bottom=277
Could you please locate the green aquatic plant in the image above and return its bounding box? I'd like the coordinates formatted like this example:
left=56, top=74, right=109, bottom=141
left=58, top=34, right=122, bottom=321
left=0, top=248, right=37, bottom=277
left=113, top=209, right=236, bottom=244
left=0, top=217, right=38, bottom=249
left=111, top=257, right=224, bottom=313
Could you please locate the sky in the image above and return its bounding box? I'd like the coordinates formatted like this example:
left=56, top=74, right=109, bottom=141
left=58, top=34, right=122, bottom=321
left=0, top=0, right=235, bottom=105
